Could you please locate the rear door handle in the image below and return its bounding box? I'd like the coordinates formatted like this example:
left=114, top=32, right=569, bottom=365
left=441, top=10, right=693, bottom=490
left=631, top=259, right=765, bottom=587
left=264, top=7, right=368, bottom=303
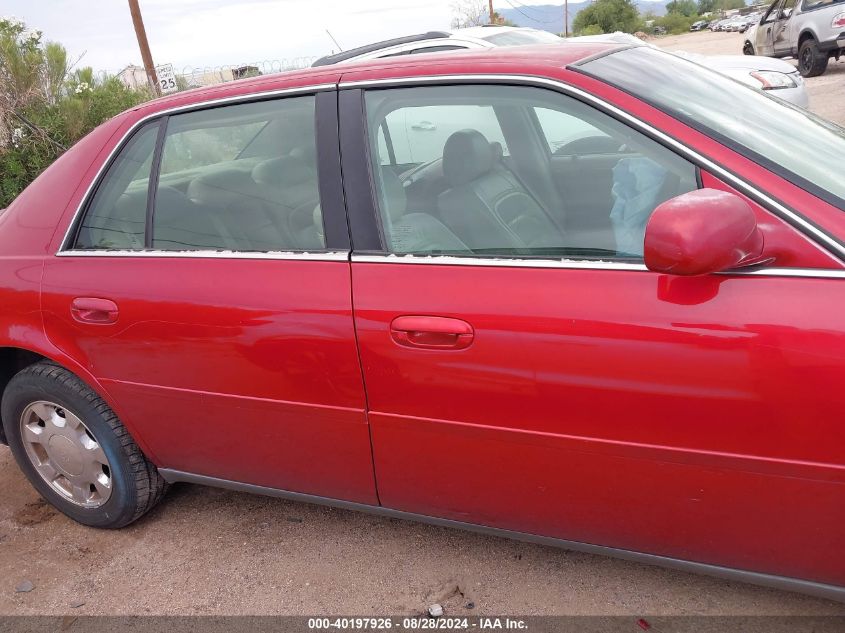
left=71, top=298, right=119, bottom=325
left=390, top=316, right=474, bottom=350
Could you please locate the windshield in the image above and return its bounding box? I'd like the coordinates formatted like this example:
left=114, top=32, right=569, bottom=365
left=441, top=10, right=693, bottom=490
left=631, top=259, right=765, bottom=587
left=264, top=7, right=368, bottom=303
left=482, top=29, right=562, bottom=46
left=577, top=46, right=845, bottom=210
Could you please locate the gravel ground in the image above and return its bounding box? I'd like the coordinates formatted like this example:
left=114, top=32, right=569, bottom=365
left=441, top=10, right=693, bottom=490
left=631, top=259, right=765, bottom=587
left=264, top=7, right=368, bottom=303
left=657, top=30, right=845, bottom=126
left=2, top=32, right=845, bottom=618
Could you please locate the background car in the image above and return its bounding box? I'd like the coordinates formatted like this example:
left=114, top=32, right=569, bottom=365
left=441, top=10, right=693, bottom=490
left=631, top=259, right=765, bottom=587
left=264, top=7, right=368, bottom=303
left=312, top=25, right=562, bottom=65
left=744, top=0, right=845, bottom=76
left=315, top=26, right=810, bottom=108
left=679, top=51, right=808, bottom=107
left=690, top=20, right=709, bottom=31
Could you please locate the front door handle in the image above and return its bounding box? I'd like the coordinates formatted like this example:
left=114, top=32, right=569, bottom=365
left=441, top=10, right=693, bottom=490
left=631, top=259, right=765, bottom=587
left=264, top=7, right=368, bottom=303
left=71, top=298, right=119, bottom=325
left=390, top=316, right=474, bottom=350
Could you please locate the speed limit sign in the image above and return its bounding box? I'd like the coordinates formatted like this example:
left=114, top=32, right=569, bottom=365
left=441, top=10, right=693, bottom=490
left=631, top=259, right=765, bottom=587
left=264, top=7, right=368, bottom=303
left=155, top=63, right=178, bottom=94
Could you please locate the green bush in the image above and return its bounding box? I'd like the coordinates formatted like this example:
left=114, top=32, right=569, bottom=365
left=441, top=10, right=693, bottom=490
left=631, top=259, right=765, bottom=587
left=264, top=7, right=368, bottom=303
left=1, top=17, right=150, bottom=208
left=580, top=24, right=605, bottom=36
left=655, top=11, right=703, bottom=34
left=573, top=0, right=640, bottom=35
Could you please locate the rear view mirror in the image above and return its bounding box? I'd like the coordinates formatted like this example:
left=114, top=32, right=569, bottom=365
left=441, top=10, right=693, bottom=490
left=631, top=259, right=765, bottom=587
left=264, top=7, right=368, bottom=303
left=644, top=189, right=764, bottom=276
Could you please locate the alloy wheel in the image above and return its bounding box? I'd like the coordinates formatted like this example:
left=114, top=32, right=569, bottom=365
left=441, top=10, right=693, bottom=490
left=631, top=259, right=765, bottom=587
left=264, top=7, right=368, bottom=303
left=19, top=401, right=113, bottom=508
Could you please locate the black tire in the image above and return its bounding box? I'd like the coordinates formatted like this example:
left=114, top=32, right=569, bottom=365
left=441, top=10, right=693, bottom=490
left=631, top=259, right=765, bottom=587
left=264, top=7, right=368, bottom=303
left=798, top=38, right=829, bottom=77
left=743, top=41, right=755, bottom=56
left=1, top=362, right=168, bottom=528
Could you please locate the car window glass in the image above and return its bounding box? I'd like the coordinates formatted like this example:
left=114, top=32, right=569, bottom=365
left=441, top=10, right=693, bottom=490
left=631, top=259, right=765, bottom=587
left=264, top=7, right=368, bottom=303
left=534, top=108, right=610, bottom=154
left=780, top=0, right=796, bottom=16
left=802, top=0, right=844, bottom=9
left=364, top=85, right=697, bottom=260
left=151, top=96, right=326, bottom=252
left=762, top=1, right=783, bottom=22
left=409, top=45, right=467, bottom=54
left=73, top=122, right=159, bottom=250
left=581, top=46, right=845, bottom=211
left=378, top=103, right=509, bottom=167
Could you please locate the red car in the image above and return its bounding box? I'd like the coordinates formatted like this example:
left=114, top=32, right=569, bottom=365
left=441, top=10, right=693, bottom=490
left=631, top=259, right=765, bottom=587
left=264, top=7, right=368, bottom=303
left=1, top=43, right=843, bottom=601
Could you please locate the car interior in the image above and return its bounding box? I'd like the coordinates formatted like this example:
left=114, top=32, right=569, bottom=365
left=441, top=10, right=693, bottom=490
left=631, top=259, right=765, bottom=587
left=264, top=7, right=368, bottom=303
left=76, top=97, right=325, bottom=252
left=366, top=86, right=698, bottom=260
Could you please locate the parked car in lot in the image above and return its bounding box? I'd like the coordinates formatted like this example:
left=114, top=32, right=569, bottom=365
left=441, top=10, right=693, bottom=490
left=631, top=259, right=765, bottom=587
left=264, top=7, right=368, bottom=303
left=316, top=26, right=810, bottom=107
left=690, top=20, right=709, bottom=31
left=570, top=31, right=809, bottom=107
left=2, top=43, right=844, bottom=602
left=744, top=0, right=845, bottom=76
left=677, top=50, right=808, bottom=107
left=312, top=25, right=562, bottom=65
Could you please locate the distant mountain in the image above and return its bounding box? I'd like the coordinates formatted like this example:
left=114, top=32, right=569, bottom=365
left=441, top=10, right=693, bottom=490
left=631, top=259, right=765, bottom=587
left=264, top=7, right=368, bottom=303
left=498, top=2, right=670, bottom=33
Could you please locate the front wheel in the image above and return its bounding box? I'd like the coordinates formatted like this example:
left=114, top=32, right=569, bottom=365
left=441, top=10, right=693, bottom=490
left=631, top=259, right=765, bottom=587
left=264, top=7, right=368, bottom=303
left=743, top=41, right=755, bottom=56
left=798, top=38, right=829, bottom=77
left=1, top=362, right=168, bottom=528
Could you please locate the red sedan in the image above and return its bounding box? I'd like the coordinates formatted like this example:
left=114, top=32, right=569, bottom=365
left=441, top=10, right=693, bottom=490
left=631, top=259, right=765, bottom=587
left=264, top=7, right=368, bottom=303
left=1, top=43, right=843, bottom=601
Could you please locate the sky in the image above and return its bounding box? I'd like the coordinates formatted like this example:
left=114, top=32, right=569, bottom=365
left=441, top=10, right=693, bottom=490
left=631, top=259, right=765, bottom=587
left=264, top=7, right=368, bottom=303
left=3, top=0, right=467, bottom=74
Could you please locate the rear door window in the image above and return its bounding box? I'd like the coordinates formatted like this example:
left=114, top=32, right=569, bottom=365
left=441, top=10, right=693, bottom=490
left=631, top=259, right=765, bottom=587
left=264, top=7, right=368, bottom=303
left=74, top=122, right=159, bottom=250
left=73, top=95, right=327, bottom=252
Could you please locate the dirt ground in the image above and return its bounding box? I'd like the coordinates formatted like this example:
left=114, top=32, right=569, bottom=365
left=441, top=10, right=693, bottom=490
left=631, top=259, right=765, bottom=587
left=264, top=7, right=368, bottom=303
left=2, top=31, right=845, bottom=619
left=1, top=449, right=844, bottom=617
left=657, top=30, right=845, bottom=126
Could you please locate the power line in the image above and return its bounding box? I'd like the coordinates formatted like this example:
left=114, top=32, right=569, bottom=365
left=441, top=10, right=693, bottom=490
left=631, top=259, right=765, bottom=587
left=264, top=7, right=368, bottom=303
left=502, top=0, right=563, bottom=25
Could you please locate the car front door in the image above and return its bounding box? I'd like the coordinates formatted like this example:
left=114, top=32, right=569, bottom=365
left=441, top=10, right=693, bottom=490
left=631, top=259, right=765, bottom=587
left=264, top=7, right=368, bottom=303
left=341, top=79, right=845, bottom=586
left=757, top=0, right=784, bottom=55
left=42, top=87, right=378, bottom=504
left=773, top=0, right=797, bottom=55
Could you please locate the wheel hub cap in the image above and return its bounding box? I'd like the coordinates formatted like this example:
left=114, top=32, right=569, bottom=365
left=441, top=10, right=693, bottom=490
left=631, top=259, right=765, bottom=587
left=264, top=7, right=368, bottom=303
left=47, top=435, right=83, bottom=475
left=19, top=401, right=113, bottom=508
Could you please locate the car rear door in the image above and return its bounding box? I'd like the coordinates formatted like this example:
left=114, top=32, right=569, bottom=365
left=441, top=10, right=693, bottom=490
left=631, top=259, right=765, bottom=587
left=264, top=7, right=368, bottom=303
left=42, top=85, right=378, bottom=504
left=340, top=78, right=845, bottom=586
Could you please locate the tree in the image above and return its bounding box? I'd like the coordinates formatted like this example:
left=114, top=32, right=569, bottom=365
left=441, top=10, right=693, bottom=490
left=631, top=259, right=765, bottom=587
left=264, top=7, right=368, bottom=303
left=699, top=0, right=746, bottom=13
left=697, top=0, right=717, bottom=13
left=573, top=0, right=640, bottom=35
left=492, top=11, right=517, bottom=26
left=666, top=0, right=699, bottom=17
left=451, top=0, right=488, bottom=29
left=1, top=17, right=150, bottom=207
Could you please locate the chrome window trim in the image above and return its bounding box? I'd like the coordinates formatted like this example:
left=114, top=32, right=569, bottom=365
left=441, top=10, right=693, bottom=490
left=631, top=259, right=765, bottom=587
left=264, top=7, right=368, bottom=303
left=352, top=254, right=649, bottom=271
left=340, top=73, right=845, bottom=263
left=352, top=254, right=845, bottom=279
left=56, top=249, right=349, bottom=262
left=58, top=83, right=337, bottom=254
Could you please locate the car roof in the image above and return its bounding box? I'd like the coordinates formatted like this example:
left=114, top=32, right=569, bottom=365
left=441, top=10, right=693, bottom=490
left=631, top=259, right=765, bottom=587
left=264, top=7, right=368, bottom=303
left=135, top=42, right=626, bottom=115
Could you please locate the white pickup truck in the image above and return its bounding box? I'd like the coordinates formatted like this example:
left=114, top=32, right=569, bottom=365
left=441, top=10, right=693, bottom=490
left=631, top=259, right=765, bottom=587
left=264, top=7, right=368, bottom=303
left=744, top=0, right=845, bottom=76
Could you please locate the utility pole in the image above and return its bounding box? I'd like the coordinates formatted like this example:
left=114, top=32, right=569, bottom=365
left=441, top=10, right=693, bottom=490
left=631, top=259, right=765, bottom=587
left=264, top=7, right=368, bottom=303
left=564, top=1, right=569, bottom=37
left=128, top=0, right=161, bottom=97
left=489, top=0, right=495, bottom=24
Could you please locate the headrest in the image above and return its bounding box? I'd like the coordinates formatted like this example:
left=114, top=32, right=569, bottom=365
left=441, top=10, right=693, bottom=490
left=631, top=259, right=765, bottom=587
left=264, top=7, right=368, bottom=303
left=380, top=168, right=407, bottom=221
left=289, top=145, right=317, bottom=166
left=186, top=169, right=258, bottom=207
left=251, top=156, right=315, bottom=187
left=442, top=129, right=497, bottom=187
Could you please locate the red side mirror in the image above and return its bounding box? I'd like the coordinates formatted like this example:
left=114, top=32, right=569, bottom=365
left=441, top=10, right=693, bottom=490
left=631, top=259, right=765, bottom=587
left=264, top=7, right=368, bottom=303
left=644, top=189, right=764, bottom=276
